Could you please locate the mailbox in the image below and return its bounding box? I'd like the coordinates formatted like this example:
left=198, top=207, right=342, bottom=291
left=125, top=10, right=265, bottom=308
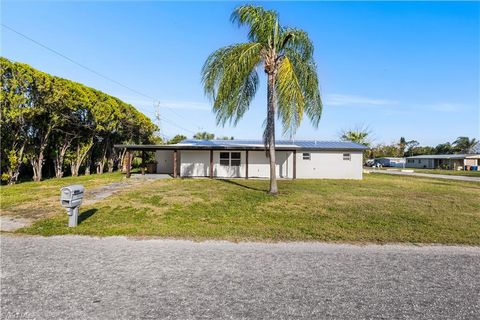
left=60, top=185, right=84, bottom=227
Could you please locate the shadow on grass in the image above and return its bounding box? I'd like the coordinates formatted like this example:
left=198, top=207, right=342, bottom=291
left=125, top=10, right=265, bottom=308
left=218, top=179, right=266, bottom=192
left=78, top=209, right=98, bottom=225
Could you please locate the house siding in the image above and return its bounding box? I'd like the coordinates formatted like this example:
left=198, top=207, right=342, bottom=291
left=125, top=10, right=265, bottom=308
left=155, top=150, right=174, bottom=174
left=296, top=151, right=363, bottom=179
left=213, top=151, right=247, bottom=178
left=180, top=150, right=210, bottom=177
left=465, top=159, right=478, bottom=166
left=406, top=158, right=435, bottom=169
left=155, top=149, right=363, bottom=179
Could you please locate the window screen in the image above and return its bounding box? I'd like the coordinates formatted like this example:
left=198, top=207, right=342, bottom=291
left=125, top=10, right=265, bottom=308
left=303, top=153, right=311, bottom=160
left=219, top=152, right=241, bottom=166
left=230, top=152, right=241, bottom=166
left=220, top=152, right=230, bottom=166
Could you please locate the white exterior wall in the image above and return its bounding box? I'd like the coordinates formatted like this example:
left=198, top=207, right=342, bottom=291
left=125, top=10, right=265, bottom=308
left=155, top=150, right=174, bottom=174
left=213, top=151, right=246, bottom=178
left=156, top=149, right=364, bottom=179
left=296, top=151, right=363, bottom=179
left=248, top=151, right=293, bottom=178
left=176, top=150, right=294, bottom=178
left=465, top=158, right=478, bottom=166
left=180, top=150, right=210, bottom=177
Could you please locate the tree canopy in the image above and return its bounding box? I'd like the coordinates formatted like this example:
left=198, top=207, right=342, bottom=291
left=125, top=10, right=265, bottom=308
left=1, top=57, right=157, bottom=184
left=339, top=126, right=372, bottom=146
left=453, top=137, right=479, bottom=154
left=193, top=131, right=215, bottom=140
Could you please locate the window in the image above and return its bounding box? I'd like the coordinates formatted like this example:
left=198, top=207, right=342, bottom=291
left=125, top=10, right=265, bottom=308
left=230, top=152, right=241, bottom=166
left=343, top=153, right=351, bottom=161
left=219, top=152, right=241, bottom=166
left=407, top=159, right=413, bottom=163
left=220, top=152, right=230, bottom=166
left=303, top=153, right=311, bottom=160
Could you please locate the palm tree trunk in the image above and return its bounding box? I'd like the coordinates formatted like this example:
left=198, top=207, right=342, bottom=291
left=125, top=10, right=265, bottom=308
left=267, top=72, right=278, bottom=194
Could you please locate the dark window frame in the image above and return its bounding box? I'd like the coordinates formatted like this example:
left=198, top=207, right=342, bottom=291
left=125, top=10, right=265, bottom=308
left=219, top=152, right=241, bottom=167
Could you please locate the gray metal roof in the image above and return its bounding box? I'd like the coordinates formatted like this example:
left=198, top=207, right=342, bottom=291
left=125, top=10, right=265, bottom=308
left=406, top=154, right=480, bottom=160
left=179, top=139, right=368, bottom=150
left=115, top=139, right=368, bottom=151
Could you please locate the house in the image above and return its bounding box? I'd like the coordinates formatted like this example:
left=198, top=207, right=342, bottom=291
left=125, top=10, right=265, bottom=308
left=373, top=157, right=406, bottom=168
left=405, top=154, right=480, bottom=170
left=115, top=139, right=368, bottom=179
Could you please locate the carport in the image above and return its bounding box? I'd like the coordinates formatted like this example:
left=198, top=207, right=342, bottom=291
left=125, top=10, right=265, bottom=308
left=114, top=144, right=298, bottom=179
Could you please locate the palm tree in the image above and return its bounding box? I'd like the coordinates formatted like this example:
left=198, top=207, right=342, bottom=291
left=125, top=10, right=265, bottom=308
left=453, top=136, right=479, bottom=154
left=202, top=5, right=322, bottom=194
left=193, top=131, right=215, bottom=140
left=339, top=127, right=371, bottom=147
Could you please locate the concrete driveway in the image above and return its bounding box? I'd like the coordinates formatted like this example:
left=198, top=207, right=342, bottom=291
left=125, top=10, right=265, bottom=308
left=1, top=235, right=479, bottom=319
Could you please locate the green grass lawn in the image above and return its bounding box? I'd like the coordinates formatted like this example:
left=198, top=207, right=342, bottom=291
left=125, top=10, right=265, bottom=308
left=1, top=173, right=125, bottom=218
left=14, top=174, right=480, bottom=244
left=412, top=169, right=480, bottom=177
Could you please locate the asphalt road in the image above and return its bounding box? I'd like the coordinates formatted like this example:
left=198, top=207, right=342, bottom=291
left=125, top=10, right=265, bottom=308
left=1, top=235, right=479, bottom=320
left=367, top=169, right=480, bottom=182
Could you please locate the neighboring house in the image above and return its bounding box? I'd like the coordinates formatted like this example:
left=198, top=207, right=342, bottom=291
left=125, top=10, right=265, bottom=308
left=116, top=139, right=368, bottom=179
left=374, top=157, right=406, bottom=168
left=405, top=154, right=480, bottom=170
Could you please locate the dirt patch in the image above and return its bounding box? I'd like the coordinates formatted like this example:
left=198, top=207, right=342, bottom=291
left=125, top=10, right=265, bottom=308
left=0, top=216, right=32, bottom=231
left=1, top=179, right=151, bottom=228
left=82, top=181, right=142, bottom=205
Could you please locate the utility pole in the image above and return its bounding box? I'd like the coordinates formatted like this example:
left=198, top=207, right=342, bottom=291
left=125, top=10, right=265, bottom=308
left=154, top=101, right=168, bottom=142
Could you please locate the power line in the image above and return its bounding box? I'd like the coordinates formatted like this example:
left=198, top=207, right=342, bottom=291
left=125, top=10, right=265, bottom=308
left=1, top=23, right=196, bottom=135
left=2, top=24, right=156, bottom=101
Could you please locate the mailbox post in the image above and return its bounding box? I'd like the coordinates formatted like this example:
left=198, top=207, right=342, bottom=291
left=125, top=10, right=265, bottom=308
left=60, top=185, right=85, bottom=227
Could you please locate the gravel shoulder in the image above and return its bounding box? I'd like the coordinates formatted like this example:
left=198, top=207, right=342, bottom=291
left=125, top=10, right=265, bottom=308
left=1, top=235, right=479, bottom=319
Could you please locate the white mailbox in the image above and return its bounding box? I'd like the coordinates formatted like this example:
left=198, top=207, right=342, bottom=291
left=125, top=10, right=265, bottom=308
left=60, top=185, right=84, bottom=227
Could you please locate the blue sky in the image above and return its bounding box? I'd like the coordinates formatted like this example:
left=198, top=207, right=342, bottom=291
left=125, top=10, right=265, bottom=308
left=2, top=1, right=479, bottom=145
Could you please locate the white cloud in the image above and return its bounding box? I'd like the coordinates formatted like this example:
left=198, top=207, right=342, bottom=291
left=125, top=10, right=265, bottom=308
left=325, top=94, right=398, bottom=107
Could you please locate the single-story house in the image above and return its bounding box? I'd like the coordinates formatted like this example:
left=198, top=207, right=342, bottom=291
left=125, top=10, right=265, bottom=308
left=115, top=139, right=368, bottom=179
left=405, top=154, right=480, bottom=170
left=373, top=157, right=406, bottom=168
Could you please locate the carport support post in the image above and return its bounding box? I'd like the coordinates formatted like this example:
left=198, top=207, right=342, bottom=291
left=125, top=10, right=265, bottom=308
left=245, top=150, right=249, bottom=179
left=293, top=150, right=297, bottom=179
left=209, top=150, right=213, bottom=178
left=126, top=150, right=131, bottom=178
left=173, top=150, right=178, bottom=178
left=141, top=151, right=145, bottom=175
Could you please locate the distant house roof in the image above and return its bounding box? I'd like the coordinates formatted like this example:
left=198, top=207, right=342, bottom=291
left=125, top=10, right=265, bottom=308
left=406, top=154, right=480, bottom=160
left=375, top=157, right=405, bottom=160
left=115, top=139, right=368, bottom=151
